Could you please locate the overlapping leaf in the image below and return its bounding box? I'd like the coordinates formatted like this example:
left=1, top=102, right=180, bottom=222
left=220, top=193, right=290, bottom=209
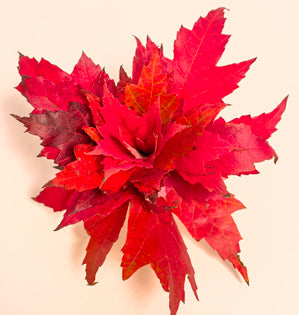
left=121, top=197, right=198, bottom=315
left=13, top=102, right=93, bottom=166
left=84, top=202, right=129, bottom=285
left=172, top=8, right=256, bottom=113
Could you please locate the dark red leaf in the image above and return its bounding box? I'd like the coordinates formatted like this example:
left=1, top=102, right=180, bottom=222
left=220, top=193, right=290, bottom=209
left=13, top=102, right=93, bottom=166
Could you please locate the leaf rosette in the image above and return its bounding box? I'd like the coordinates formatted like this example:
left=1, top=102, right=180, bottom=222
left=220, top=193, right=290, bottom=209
left=14, top=8, right=286, bottom=315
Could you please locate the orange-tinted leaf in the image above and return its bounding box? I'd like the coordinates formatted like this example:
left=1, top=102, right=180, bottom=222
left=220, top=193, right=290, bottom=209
left=132, top=36, right=171, bottom=84
left=125, top=51, right=167, bottom=114
left=159, top=94, right=180, bottom=124
left=83, top=126, right=101, bottom=142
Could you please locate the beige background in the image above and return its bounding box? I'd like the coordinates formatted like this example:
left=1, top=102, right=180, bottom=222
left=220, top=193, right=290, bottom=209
left=0, top=1, right=298, bottom=314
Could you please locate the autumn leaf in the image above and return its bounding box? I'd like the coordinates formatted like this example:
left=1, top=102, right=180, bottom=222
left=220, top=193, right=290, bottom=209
left=121, top=197, right=198, bottom=315
left=48, top=144, right=104, bottom=191
left=13, top=8, right=287, bottom=315
left=125, top=50, right=167, bottom=114
left=13, top=102, right=93, bottom=166
left=84, top=202, right=129, bottom=285
left=71, top=52, right=102, bottom=93
left=172, top=8, right=256, bottom=113
left=168, top=188, right=248, bottom=283
left=17, top=54, right=84, bottom=113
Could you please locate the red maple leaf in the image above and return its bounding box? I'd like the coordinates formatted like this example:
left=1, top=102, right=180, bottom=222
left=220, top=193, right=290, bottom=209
left=14, top=8, right=287, bottom=315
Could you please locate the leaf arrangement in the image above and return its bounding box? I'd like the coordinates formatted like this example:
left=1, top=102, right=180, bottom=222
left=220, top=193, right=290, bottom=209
left=14, top=8, right=286, bottom=315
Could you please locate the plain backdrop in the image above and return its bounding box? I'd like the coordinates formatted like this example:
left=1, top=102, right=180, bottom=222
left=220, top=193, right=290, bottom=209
left=0, top=1, right=298, bottom=314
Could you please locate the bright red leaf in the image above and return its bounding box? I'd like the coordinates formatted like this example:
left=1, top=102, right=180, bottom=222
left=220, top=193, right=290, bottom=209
left=230, top=96, right=288, bottom=141
left=84, top=202, right=129, bottom=285
left=48, top=144, right=104, bottom=191
left=168, top=189, right=248, bottom=283
left=71, top=52, right=102, bottom=92
left=172, top=8, right=256, bottom=113
left=17, top=54, right=84, bottom=113
left=14, top=8, right=287, bottom=315
left=121, top=197, right=198, bottom=315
